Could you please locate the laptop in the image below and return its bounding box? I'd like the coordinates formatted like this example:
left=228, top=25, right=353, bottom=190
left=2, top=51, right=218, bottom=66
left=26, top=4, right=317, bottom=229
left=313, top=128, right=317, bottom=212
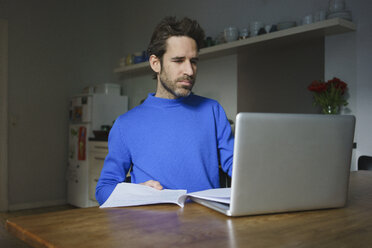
left=191, top=113, right=356, bottom=216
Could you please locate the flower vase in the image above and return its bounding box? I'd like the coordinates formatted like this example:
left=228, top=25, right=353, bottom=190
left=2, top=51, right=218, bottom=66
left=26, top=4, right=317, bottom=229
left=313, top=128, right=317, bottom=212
left=322, top=105, right=340, bottom=114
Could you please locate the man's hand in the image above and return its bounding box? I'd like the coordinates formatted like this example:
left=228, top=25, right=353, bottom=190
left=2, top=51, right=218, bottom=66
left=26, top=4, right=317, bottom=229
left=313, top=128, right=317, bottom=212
left=140, top=180, right=163, bottom=190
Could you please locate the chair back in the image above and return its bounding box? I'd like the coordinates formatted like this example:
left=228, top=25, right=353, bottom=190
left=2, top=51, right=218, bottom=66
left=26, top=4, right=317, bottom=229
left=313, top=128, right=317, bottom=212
left=358, top=156, right=372, bottom=170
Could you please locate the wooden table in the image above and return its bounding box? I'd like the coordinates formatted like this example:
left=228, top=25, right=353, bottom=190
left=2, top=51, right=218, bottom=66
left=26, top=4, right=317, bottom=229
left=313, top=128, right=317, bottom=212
left=6, top=171, right=372, bottom=248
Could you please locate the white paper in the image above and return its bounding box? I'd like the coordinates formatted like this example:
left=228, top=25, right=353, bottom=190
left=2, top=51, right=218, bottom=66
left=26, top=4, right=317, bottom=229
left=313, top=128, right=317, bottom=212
left=100, top=183, right=231, bottom=208
left=187, top=188, right=231, bottom=204
left=100, top=183, right=187, bottom=208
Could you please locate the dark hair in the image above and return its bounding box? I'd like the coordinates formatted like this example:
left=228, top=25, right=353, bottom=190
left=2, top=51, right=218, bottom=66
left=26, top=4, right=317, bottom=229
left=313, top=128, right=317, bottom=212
left=147, top=16, right=205, bottom=79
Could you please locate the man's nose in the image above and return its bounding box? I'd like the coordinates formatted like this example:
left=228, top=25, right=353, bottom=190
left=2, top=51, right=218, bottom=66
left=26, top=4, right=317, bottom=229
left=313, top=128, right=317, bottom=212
left=183, top=60, right=195, bottom=76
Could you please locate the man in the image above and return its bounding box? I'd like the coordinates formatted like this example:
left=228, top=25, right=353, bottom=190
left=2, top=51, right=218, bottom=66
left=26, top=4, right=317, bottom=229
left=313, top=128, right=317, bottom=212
left=95, top=16, right=234, bottom=205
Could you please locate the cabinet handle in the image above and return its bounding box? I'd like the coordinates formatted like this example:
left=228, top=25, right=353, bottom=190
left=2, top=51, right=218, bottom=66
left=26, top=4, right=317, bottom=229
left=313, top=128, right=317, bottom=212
left=94, top=157, right=105, bottom=161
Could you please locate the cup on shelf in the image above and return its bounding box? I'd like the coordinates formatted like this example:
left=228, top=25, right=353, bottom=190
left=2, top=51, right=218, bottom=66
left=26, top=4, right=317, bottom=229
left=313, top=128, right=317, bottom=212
left=269, top=25, right=278, bottom=32
left=250, top=21, right=264, bottom=36
left=302, top=14, right=313, bottom=25
left=224, top=26, right=239, bottom=42
left=314, top=10, right=326, bottom=22
left=125, top=54, right=133, bottom=66
left=239, top=27, right=249, bottom=39
left=265, top=25, right=272, bottom=33
left=215, top=32, right=226, bottom=45
left=142, top=51, right=149, bottom=62
left=204, top=36, right=215, bottom=47
left=257, top=27, right=266, bottom=35
left=133, top=52, right=143, bottom=64
left=329, top=0, right=345, bottom=13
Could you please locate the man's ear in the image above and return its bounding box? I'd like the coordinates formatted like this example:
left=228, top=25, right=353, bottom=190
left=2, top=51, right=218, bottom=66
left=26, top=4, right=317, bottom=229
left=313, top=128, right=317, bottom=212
left=149, top=55, right=161, bottom=73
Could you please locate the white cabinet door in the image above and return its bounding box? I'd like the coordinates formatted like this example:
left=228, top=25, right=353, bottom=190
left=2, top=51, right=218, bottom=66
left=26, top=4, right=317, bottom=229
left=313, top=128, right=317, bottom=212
left=88, top=141, right=108, bottom=201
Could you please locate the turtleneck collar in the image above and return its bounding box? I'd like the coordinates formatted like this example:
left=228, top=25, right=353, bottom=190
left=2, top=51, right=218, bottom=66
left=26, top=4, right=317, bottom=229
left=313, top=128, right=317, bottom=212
left=143, top=93, right=192, bottom=108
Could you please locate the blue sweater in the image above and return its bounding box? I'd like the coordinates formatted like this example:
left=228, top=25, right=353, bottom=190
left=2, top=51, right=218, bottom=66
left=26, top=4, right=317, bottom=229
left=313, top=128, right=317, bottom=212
left=95, top=93, right=234, bottom=205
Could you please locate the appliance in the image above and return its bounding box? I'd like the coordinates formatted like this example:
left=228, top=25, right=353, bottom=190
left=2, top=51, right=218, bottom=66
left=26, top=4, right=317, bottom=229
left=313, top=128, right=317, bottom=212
left=67, top=93, right=128, bottom=207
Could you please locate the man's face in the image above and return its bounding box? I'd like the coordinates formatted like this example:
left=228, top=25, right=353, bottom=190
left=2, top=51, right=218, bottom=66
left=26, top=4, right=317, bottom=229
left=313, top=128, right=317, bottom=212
left=156, top=36, right=199, bottom=99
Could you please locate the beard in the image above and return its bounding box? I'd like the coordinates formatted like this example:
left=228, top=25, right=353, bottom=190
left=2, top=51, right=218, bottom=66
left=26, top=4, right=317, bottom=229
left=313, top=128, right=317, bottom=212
left=159, top=69, right=195, bottom=98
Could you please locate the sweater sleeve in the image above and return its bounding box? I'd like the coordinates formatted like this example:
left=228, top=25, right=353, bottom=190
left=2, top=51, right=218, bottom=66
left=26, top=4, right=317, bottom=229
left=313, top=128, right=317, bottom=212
left=95, top=118, right=132, bottom=205
left=215, top=104, right=234, bottom=177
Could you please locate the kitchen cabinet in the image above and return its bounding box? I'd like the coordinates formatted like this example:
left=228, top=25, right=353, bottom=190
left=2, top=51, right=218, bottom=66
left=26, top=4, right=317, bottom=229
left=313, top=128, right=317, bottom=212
left=88, top=141, right=108, bottom=202
left=114, top=18, right=355, bottom=115
left=88, top=140, right=131, bottom=203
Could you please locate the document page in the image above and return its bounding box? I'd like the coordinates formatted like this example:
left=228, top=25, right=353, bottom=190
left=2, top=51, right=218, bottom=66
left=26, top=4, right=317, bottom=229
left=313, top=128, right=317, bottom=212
left=100, top=183, right=187, bottom=208
left=188, top=188, right=231, bottom=204
left=100, top=183, right=231, bottom=208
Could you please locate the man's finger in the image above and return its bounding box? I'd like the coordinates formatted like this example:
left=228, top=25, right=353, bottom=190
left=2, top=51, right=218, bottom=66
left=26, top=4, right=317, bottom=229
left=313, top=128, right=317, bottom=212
left=140, top=180, right=163, bottom=190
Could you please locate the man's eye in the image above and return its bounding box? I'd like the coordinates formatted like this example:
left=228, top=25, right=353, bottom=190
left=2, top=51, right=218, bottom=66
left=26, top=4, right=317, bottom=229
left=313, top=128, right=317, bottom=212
left=191, top=59, right=199, bottom=65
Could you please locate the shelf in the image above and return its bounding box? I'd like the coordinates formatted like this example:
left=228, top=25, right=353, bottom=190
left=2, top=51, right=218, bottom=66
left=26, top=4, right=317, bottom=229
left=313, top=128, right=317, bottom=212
left=114, top=18, right=356, bottom=75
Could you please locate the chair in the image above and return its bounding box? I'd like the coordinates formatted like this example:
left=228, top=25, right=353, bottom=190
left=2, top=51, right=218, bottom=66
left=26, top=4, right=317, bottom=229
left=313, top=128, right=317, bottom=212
left=358, top=156, right=372, bottom=170
left=219, top=167, right=231, bottom=188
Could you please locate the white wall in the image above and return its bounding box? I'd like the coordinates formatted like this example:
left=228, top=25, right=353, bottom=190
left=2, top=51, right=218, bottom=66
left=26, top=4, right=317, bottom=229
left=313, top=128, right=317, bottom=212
left=6, top=0, right=78, bottom=209
left=353, top=1, right=372, bottom=161
left=0, top=19, right=8, bottom=211
left=325, top=0, right=372, bottom=170
left=0, top=0, right=8, bottom=19
left=194, top=55, right=238, bottom=121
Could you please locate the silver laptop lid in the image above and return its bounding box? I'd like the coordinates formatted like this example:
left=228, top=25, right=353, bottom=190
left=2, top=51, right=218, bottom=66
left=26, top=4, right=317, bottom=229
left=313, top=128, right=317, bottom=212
left=230, top=113, right=355, bottom=216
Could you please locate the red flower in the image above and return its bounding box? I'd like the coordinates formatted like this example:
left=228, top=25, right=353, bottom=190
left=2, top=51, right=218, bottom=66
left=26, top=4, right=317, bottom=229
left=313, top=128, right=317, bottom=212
left=307, top=77, right=348, bottom=114
left=326, top=77, right=347, bottom=95
left=308, top=80, right=327, bottom=93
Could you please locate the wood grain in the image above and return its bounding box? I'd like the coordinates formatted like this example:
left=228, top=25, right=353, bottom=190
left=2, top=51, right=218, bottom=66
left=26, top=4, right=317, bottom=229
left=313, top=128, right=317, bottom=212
left=6, top=171, right=372, bottom=248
